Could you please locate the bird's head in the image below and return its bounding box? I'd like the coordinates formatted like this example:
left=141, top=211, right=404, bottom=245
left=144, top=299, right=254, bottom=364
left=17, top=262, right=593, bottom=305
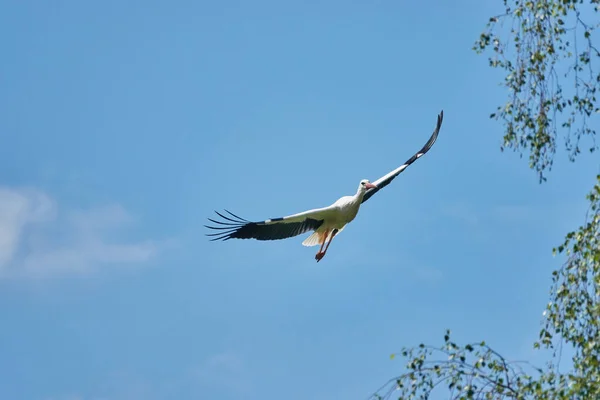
left=359, top=179, right=377, bottom=192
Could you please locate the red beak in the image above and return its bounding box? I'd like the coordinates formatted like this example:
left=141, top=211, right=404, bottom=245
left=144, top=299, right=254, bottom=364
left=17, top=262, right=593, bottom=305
left=365, top=183, right=377, bottom=189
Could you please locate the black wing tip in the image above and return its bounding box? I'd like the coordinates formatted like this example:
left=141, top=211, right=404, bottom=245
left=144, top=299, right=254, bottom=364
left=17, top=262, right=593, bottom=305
left=434, top=110, right=444, bottom=132
left=205, top=210, right=252, bottom=241
left=416, top=111, right=443, bottom=155
left=223, top=209, right=250, bottom=222
left=361, top=109, right=443, bottom=205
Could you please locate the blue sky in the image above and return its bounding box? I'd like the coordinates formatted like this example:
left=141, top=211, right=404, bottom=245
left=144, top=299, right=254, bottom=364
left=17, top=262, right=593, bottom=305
left=1, top=1, right=598, bottom=399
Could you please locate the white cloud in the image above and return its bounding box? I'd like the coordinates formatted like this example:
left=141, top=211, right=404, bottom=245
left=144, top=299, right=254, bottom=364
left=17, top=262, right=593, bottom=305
left=0, top=188, right=54, bottom=268
left=0, top=186, right=167, bottom=279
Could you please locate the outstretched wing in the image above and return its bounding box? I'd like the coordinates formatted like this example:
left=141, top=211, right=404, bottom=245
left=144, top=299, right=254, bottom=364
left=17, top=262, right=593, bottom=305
left=362, top=110, right=443, bottom=204
left=205, top=208, right=330, bottom=241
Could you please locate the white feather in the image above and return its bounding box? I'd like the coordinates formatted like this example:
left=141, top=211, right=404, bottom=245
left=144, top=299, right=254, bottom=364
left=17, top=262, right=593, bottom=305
left=302, top=231, right=322, bottom=247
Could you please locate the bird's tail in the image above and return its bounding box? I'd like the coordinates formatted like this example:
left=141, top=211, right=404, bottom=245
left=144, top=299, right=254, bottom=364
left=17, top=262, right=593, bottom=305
left=302, top=227, right=345, bottom=247
left=302, top=231, right=322, bottom=247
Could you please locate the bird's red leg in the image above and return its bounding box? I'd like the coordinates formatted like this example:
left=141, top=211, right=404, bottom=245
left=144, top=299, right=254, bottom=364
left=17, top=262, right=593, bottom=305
left=316, top=229, right=338, bottom=262
left=315, top=230, right=330, bottom=262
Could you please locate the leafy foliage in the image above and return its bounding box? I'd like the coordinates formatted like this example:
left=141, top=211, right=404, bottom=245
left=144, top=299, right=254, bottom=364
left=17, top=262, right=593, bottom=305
left=474, top=0, right=600, bottom=182
left=369, top=1, right=600, bottom=398
left=541, top=176, right=600, bottom=398
left=368, top=177, right=600, bottom=399
left=369, top=330, right=562, bottom=400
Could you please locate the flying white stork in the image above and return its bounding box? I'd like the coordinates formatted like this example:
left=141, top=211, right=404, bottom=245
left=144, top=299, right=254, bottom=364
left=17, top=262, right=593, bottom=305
left=206, top=110, right=444, bottom=262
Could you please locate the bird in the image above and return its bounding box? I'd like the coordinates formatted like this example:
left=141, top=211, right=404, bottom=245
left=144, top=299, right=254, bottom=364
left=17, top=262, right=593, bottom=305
left=206, top=110, right=444, bottom=262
